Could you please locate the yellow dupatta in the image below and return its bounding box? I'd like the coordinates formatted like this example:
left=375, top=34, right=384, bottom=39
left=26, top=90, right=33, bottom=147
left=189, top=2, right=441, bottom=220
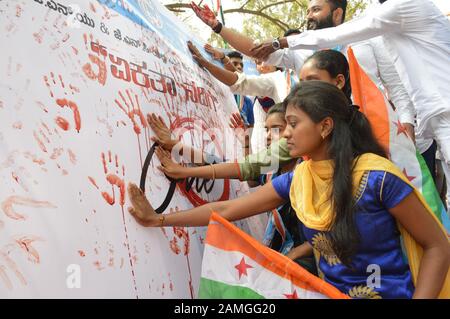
left=289, top=153, right=450, bottom=298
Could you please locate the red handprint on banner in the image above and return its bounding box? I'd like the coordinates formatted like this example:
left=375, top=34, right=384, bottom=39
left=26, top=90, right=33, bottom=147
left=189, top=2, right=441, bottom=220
left=0, top=196, right=56, bottom=290
left=89, top=151, right=126, bottom=207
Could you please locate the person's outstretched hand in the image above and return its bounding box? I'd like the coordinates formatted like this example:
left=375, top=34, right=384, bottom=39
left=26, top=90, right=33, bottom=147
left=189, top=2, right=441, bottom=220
left=155, top=147, right=188, bottom=180
left=250, top=39, right=276, bottom=61
left=229, top=112, right=249, bottom=149
left=147, top=113, right=178, bottom=151
left=127, top=183, right=159, bottom=227
left=187, top=41, right=209, bottom=68
left=204, top=43, right=225, bottom=61
left=191, top=2, right=219, bottom=29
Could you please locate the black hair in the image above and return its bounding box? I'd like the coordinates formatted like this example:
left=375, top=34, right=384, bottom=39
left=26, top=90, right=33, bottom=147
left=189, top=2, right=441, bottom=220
left=284, top=29, right=301, bottom=37
left=326, top=0, right=347, bottom=23
left=304, top=49, right=352, bottom=104
left=226, top=51, right=243, bottom=59
left=283, top=81, right=387, bottom=266
left=267, top=103, right=286, bottom=118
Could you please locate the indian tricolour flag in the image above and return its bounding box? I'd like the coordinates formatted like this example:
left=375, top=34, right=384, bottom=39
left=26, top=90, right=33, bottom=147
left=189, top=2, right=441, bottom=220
left=348, top=48, right=450, bottom=235
left=198, top=213, right=349, bottom=299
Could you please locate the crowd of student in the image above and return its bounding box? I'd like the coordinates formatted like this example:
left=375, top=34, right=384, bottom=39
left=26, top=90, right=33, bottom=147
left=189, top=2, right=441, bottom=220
left=127, top=0, right=450, bottom=299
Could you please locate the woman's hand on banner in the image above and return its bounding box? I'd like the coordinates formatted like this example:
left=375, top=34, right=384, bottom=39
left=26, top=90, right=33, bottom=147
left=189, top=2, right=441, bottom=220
left=190, top=1, right=219, bottom=29
left=155, top=147, right=188, bottom=180
left=187, top=41, right=208, bottom=68
left=147, top=113, right=178, bottom=151
left=127, top=183, right=159, bottom=227
left=229, top=112, right=249, bottom=150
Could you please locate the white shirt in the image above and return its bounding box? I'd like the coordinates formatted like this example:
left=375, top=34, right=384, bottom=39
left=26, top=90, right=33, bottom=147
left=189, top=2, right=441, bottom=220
left=230, top=69, right=289, bottom=104
left=287, top=0, right=450, bottom=138
left=352, top=37, right=416, bottom=125
left=265, top=39, right=416, bottom=126
left=230, top=70, right=291, bottom=152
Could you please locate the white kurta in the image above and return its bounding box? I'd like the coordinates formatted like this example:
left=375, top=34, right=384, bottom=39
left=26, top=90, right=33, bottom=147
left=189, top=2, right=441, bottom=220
left=230, top=70, right=290, bottom=153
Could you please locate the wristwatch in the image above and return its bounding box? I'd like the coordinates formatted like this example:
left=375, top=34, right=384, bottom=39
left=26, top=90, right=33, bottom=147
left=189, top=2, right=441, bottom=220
left=272, top=38, right=281, bottom=50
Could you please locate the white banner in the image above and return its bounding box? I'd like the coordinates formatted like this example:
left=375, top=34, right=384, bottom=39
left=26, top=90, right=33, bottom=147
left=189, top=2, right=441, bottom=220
left=0, top=0, right=265, bottom=298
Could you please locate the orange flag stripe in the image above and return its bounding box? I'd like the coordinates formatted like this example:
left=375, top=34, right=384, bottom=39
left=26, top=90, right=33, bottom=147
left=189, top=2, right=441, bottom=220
left=348, top=47, right=390, bottom=150
left=206, top=213, right=350, bottom=299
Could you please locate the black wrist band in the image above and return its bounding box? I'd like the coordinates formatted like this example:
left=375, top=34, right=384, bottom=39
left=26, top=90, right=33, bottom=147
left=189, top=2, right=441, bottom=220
left=212, top=21, right=223, bottom=34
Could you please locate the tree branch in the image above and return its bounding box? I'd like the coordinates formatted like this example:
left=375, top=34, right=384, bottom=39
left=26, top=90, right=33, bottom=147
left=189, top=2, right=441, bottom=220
left=223, top=8, right=290, bottom=30
left=259, top=0, right=298, bottom=13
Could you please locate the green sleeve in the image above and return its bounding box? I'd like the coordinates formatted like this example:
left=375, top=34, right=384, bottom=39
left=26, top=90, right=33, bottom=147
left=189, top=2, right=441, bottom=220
left=237, top=138, right=292, bottom=181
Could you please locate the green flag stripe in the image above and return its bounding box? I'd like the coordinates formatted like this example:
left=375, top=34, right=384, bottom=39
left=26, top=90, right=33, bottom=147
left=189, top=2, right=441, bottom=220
left=416, top=152, right=445, bottom=224
left=198, top=277, right=265, bottom=299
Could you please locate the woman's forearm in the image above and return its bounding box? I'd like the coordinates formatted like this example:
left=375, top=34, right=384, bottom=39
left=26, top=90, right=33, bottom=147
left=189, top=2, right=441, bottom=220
left=163, top=200, right=228, bottom=227
left=180, top=163, right=241, bottom=180
left=163, top=182, right=285, bottom=227
left=413, top=246, right=450, bottom=299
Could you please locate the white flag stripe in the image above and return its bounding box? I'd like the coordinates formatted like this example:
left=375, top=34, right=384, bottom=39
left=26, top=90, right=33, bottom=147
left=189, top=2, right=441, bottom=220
left=201, top=244, right=329, bottom=299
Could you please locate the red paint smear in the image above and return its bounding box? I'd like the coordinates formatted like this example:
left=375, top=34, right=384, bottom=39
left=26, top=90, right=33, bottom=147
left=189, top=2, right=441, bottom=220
left=69, top=84, right=80, bottom=93
left=16, top=4, right=22, bottom=17
left=33, top=131, right=47, bottom=153
left=173, top=227, right=190, bottom=255
left=1, top=196, right=56, bottom=220
left=106, top=174, right=125, bottom=206
left=58, top=74, right=65, bottom=88
left=169, top=237, right=180, bottom=255
left=88, top=176, right=99, bottom=189
left=101, top=191, right=114, bottom=205
left=43, top=76, right=54, bottom=98
left=24, top=152, right=45, bottom=165
left=12, top=122, right=22, bottom=129
left=15, top=236, right=41, bottom=264
left=56, top=98, right=81, bottom=132
left=93, top=261, right=105, bottom=271
left=68, top=149, right=77, bottom=165
left=120, top=207, right=138, bottom=298
left=90, top=3, right=97, bottom=12
left=12, top=172, right=19, bottom=183
left=55, top=116, right=70, bottom=131
left=78, top=250, right=86, bottom=257
left=82, top=54, right=107, bottom=85
left=101, top=152, right=107, bottom=174
left=50, top=147, right=63, bottom=160
left=33, top=32, right=43, bottom=44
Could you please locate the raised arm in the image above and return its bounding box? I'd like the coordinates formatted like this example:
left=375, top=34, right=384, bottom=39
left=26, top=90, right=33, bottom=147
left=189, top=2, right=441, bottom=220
left=127, top=181, right=285, bottom=227
left=191, top=2, right=256, bottom=56
left=188, top=41, right=238, bottom=86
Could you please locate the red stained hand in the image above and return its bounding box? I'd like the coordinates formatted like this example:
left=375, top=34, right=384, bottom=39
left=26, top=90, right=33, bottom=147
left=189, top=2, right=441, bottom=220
left=191, top=1, right=219, bottom=29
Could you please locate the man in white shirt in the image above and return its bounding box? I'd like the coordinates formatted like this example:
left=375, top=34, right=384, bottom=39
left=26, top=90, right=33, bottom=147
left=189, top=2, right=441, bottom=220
left=254, top=0, right=450, bottom=165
